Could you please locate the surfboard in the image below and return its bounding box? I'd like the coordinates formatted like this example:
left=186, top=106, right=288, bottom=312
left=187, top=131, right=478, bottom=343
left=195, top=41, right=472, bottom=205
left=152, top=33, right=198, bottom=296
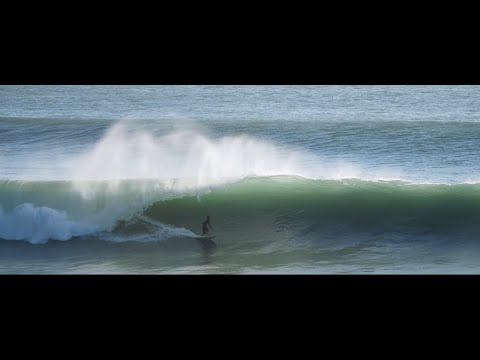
left=195, top=235, right=216, bottom=247
left=197, top=235, right=216, bottom=240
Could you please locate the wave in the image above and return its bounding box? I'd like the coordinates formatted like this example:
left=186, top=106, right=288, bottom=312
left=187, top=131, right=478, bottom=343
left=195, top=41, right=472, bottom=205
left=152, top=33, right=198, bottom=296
left=142, top=176, right=480, bottom=241
left=2, top=121, right=480, bottom=244
left=3, top=176, right=479, bottom=244
left=0, top=178, right=197, bottom=243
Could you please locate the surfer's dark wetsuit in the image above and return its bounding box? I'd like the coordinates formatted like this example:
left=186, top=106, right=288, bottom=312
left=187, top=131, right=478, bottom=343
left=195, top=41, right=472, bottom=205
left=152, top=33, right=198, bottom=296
left=202, top=216, right=212, bottom=235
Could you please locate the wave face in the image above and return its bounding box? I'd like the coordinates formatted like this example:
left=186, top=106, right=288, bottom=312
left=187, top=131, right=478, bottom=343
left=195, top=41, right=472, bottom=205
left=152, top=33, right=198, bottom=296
left=3, top=176, right=480, bottom=245
left=143, top=176, right=480, bottom=242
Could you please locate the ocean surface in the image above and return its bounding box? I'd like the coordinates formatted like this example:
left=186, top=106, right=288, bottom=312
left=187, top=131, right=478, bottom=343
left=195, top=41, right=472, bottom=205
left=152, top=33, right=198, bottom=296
left=1, top=85, right=480, bottom=273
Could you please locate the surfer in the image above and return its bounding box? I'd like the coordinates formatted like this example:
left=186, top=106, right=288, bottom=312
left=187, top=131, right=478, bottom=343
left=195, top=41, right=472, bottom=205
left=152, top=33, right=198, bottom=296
left=202, top=216, right=213, bottom=236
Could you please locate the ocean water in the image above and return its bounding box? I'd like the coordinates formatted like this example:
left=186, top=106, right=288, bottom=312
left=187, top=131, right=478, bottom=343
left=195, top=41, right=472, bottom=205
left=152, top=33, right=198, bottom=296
left=1, top=85, right=480, bottom=274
